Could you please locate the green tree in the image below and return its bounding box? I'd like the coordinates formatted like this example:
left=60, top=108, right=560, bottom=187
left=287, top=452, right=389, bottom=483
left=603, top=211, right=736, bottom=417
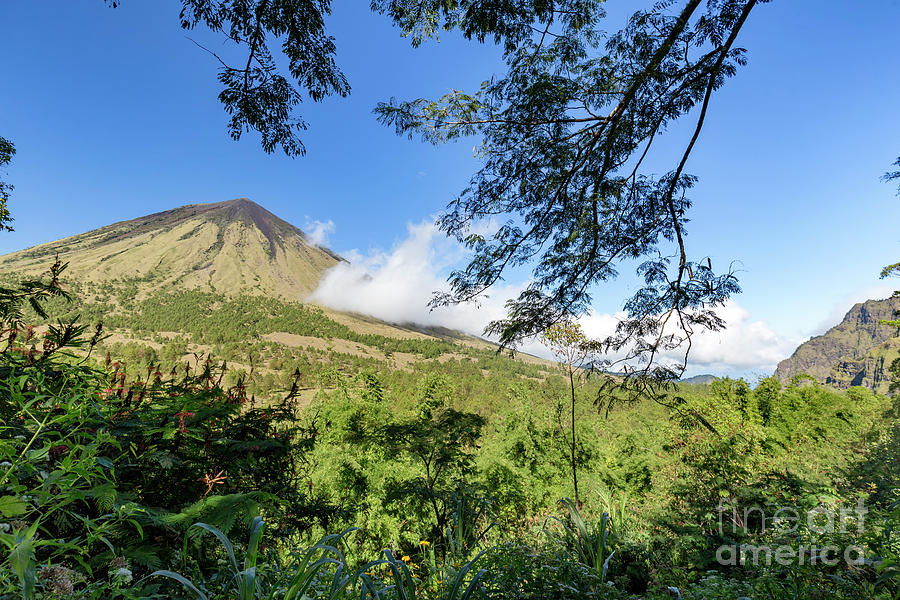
left=878, top=261, right=900, bottom=331
left=381, top=374, right=486, bottom=542
left=709, top=377, right=752, bottom=423
left=888, top=357, right=900, bottom=395
left=753, top=376, right=780, bottom=425
left=542, top=320, right=592, bottom=507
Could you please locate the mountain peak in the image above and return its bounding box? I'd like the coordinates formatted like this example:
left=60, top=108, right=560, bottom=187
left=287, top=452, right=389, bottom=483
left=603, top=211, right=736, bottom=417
left=156, top=198, right=308, bottom=255
left=0, top=199, right=343, bottom=298
left=205, top=197, right=264, bottom=217
left=220, top=197, right=255, bottom=206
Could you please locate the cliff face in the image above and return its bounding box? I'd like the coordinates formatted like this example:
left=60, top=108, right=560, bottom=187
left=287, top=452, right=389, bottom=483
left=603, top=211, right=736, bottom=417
left=774, top=297, right=900, bottom=393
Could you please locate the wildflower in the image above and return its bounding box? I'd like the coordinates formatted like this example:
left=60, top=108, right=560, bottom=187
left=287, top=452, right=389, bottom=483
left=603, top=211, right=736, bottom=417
left=401, top=555, right=411, bottom=563
left=419, top=540, right=431, bottom=547
left=0, top=461, right=11, bottom=468
left=114, top=567, right=133, bottom=584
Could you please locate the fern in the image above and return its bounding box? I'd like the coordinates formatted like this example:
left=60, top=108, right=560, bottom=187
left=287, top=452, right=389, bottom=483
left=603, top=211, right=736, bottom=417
left=122, top=544, right=164, bottom=571
left=90, top=483, right=118, bottom=513
left=162, top=492, right=272, bottom=538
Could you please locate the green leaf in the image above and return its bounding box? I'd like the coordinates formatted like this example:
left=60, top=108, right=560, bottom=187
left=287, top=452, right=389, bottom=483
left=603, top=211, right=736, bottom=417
left=192, top=522, right=239, bottom=572
left=0, top=495, right=26, bottom=517
left=145, top=570, right=209, bottom=600
left=9, top=534, right=36, bottom=598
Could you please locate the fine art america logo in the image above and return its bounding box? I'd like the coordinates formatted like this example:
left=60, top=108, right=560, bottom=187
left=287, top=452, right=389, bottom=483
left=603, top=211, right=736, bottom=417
left=716, top=499, right=868, bottom=566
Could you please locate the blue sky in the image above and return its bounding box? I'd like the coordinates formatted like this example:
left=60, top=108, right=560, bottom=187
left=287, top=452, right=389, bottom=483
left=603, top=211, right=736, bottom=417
left=2, top=1, right=899, bottom=375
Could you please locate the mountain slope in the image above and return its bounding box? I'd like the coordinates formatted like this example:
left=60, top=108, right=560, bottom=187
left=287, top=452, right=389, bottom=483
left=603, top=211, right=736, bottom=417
left=774, top=296, right=900, bottom=392
left=0, top=198, right=343, bottom=299
left=0, top=198, right=557, bottom=400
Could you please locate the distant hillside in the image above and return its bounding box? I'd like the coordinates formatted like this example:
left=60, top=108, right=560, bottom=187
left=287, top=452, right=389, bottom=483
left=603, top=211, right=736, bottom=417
left=774, top=296, right=900, bottom=393
left=680, top=374, right=718, bottom=385
left=0, top=198, right=343, bottom=299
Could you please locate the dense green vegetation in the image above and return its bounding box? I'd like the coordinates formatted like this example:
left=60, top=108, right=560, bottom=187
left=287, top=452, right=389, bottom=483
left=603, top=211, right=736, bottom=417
left=20, top=281, right=461, bottom=355
left=1, top=270, right=898, bottom=598
left=0, top=274, right=553, bottom=403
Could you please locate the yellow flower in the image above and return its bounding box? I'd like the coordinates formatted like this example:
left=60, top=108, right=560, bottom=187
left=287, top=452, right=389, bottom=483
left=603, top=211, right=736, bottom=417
left=419, top=540, right=431, bottom=547
left=401, top=555, right=411, bottom=563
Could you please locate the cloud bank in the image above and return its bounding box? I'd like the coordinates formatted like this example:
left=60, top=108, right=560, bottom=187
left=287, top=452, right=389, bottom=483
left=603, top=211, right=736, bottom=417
left=677, top=301, right=798, bottom=376
left=310, top=221, right=798, bottom=377
left=310, top=221, right=526, bottom=333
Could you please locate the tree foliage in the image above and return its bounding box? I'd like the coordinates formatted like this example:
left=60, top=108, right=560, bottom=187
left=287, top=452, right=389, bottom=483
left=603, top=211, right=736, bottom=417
left=888, top=357, right=900, bottom=395
left=381, top=388, right=486, bottom=542
left=372, top=0, right=598, bottom=52
left=0, top=136, right=14, bottom=232
left=542, top=320, right=591, bottom=379
left=106, top=0, right=350, bottom=157
left=884, top=156, right=900, bottom=194
left=376, top=0, right=765, bottom=381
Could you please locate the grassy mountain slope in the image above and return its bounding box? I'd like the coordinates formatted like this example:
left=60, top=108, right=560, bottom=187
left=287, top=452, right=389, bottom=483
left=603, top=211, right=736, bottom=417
left=0, top=198, right=343, bottom=298
left=774, top=296, right=900, bottom=392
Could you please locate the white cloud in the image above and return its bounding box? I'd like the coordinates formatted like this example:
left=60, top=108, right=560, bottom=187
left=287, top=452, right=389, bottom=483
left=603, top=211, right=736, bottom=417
left=303, top=218, right=335, bottom=246
left=309, top=221, right=526, bottom=335
left=534, top=302, right=796, bottom=377
left=675, top=301, right=799, bottom=376
left=309, top=221, right=798, bottom=377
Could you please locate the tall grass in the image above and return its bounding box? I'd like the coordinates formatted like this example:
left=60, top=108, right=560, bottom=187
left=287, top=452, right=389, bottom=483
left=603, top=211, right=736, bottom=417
left=150, top=515, right=490, bottom=600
